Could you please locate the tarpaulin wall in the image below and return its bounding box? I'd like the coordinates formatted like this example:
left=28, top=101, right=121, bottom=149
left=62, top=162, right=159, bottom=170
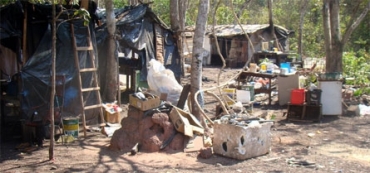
left=0, top=2, right=23, bottom=79
left=96, top=4, right=181, bottom=83
left=0, top=2, right=100, bottom=124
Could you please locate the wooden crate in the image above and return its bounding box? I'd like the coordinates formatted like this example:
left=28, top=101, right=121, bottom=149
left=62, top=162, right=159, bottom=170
left=286, top=103, right=322, bottom=122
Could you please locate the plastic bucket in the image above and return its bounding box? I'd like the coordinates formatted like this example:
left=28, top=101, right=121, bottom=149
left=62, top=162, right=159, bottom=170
left=63, top=117, right=79, bottom=138
left=280, top=62, right=290, bottom=73
left=290, top=89, right=305, bottom=105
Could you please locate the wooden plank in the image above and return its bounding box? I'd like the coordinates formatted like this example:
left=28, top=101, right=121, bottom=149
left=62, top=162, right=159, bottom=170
left=81, top=87, right=100, bottom=92
left=177, top=84, right=191, bottom=109
left=84, top=104, right=102, bottom=110
left=76, top=46, right=93, bottom=51
left=80, top=68, right=97, bottom=72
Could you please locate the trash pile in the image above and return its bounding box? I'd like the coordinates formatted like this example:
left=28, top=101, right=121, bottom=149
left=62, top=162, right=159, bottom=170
left=108, top=59, right=275, bottom=160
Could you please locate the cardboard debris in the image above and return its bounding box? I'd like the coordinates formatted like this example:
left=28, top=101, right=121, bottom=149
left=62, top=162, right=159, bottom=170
left=184, top=135, right=203, bottom=153
left=102, top=102, right=122, bottom=123
left=169, top=106, right=204, bottom=137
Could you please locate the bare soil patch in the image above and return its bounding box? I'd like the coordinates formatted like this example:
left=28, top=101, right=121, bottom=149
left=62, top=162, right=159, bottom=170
left=1, top=66, right=370, bottom=173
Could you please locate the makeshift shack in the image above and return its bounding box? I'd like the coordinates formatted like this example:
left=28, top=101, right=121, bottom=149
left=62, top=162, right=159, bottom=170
left=0, top=2, right=103, bottom=132
left=1, top=2, right=182, bottom=133
left=209, top=24, right=293, bottom=67
left=96, top=4, right=182, bottom=91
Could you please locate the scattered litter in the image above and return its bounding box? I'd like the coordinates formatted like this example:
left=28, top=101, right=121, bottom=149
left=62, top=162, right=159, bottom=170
left=263, top=157, right=280, bottom=162
left=101, top=125, right=121, bottom=137
left=307, top=133, right=315, bottom=137
left=286, top=157, right=316, bottom=168
left=102, top=101, right=122, bottom=114
left=56, top=135, right=75, bottom=143
left=358, top=104, right=370, bottom=116
left=216, top=163, right=223, bottom=167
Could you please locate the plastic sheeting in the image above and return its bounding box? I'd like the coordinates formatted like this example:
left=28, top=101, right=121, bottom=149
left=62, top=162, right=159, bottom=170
left=21, top=19, right=100, bottom=124
left=96, top=4, right=181, bottom=82
left=1, top=3, right=182, bottom=125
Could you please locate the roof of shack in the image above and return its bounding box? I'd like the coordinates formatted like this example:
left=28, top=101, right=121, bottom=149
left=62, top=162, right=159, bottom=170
left=208, top=24, right=291, bottom=37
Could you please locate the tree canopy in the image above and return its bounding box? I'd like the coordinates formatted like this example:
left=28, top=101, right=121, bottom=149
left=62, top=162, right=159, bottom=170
left=2, top=0, right=369, bottom=66
left=144, top=0, right=370, bottom=58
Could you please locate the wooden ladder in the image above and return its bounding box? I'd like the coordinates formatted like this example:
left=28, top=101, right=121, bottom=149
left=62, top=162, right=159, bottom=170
left=70, top=23, right=105, bottom=137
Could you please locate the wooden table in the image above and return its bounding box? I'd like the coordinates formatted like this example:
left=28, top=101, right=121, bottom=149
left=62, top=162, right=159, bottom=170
left=237, top=71, right=277, bottom=105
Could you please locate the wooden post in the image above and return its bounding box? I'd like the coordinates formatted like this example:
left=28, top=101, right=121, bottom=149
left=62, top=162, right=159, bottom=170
left=22, top=3, right=28, bottom=65
left=80, top=0, right=89, bottom=9
left=49, top=1, right=56, bottom=161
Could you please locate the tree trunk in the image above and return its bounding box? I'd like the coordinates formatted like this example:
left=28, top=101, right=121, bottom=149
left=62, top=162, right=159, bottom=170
left=170, top=0, right=187, bottom=78
left=268, top=0, right=279, bottom=50
left=103, top=0, right=117, bottom=102
left=179, top=0, right=188, bottom=77
left=323, top=1, right=370, bottom=73
left=170, top=0, right=180, bottom=31
left=129, top=0, right=138, bottom=5
left=190, top=0, right=209, bottom=120
left=323, top=0, right=331, bottom=67
left=327, top=0, right=342, bottom=72
left=298, top=0, right=309, bottom=56
left=49, top=0, right=56, bottom=161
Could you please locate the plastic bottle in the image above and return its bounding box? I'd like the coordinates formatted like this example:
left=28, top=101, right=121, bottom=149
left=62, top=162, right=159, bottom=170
left=267, top=63, right=274, bottom=74
left=299, top=76, right=306, bottom=89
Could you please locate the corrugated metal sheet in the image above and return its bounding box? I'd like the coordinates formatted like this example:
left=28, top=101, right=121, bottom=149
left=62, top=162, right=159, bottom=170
left=207, top=24, right=289, bottom=37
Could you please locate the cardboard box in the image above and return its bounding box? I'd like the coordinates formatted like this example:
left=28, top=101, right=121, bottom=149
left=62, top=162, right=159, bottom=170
left=104, top=111, right=120, bottom=123
left=129, top=93, right=161, bottom=111
left=169, top=107, right=204, bottom=137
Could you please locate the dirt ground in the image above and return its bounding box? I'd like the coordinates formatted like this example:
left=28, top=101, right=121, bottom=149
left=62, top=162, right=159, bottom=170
left=1, top=66, right=370, bottom=173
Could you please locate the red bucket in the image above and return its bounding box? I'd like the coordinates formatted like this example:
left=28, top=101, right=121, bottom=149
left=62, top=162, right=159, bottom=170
left=290, top=89, right=305, bottom=105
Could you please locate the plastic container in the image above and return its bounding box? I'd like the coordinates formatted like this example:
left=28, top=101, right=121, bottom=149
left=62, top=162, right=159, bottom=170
left=306, top=89, right=322, bottom=105
left=280, top=62, right=290, bottom=73
left=249, top=63, right=257, bottom=72
left=63, top=117, right=79, bottom=139
left=260, top=64, right=267, bottom=72
left=266, top=63, right=274, bottom=74
left=241, top=84, right=254, bottom=101
left=290, top=89, right=305, bottom=105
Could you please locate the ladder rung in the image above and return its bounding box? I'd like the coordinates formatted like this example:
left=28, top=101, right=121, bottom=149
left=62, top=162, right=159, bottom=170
left=76, top=46, right=93, bottom=51
left=84, top=104, right=102, bottom=110
left=82, top=87, right=100, bottom=92
left=80, top=68, right=97, bottom=72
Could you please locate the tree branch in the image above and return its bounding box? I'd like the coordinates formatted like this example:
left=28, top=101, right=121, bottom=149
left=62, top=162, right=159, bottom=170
left=342, top=1, right=370, bottom=46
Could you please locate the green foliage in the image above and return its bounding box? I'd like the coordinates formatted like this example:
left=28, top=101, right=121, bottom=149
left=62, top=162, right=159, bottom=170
left=213, top=5, right=234, bottom=25
left=73, top=8, right=91, bottom=26
left=150, top=0, right=170, bottom=25
left=343, top=49, right=370, bottom=86
left=113, top=0, right=128, bottom=8
left=353, top=87, right=370, bottom=97
left=0, top=0, right=16, bottom=6
left=2, top=0, right=367, bottom=66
